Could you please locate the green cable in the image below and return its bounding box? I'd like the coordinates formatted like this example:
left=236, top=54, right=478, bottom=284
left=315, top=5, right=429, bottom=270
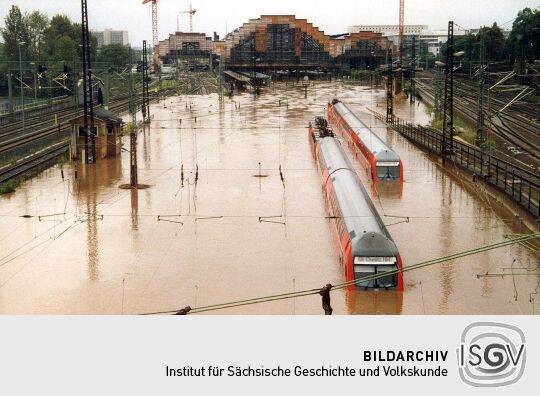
left=140, top=232, right=540, bottom=315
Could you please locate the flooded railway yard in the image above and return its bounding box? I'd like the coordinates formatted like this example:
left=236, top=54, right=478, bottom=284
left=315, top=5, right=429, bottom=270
left=0, top=81, right=538, bottom=314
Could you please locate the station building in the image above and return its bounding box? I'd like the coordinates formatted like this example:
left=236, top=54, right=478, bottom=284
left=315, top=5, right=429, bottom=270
left=217, top=15, right=396, bottom=71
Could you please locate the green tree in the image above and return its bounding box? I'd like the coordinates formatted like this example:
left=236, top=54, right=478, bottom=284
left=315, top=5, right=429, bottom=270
left=0, top=5, right=31, bottom=62
left=24, top=11, right=49, bottom=61
left=97, top=44, right=134, bottom=68
left=444, top=23, right=507, bottom=66
left=43, top=15, right=78, bottom=61
left=452, top=33, right=476, bottom=62
left=43, top=14, right=98, bottom=66
left=508, top=7, right=540, bottom=62
left=480, top=23, right=506, bottom=61
left=50, top=36, right=78, bottom=63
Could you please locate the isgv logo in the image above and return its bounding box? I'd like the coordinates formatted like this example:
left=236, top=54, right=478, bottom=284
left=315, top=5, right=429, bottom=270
left=457, top=322, right=526, bottom=387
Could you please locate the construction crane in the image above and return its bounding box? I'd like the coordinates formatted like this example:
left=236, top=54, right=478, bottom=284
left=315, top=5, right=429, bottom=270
left=178, top=4, right=197, bottom=33
left=142, top=0, right=159, bottom=69
left=398, top=0, right=404, bottom=64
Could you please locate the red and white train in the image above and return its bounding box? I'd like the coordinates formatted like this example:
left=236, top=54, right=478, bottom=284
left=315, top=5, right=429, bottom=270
left=327, top=99, right=404, bottom=183
left=309, top=117, right=404, bottom=291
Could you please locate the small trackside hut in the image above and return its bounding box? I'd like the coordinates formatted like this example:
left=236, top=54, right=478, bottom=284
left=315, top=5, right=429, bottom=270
left=70, top=107, right=123, bottom=161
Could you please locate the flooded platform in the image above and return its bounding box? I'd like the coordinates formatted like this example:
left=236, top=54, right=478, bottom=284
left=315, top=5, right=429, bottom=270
left=0, top=81, right=538, bottom=314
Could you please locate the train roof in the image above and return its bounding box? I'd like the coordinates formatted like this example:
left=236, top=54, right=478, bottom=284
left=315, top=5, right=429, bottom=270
left=317, top=133, right=398, bottom=258
left=331, top=100, right=400, bottom=163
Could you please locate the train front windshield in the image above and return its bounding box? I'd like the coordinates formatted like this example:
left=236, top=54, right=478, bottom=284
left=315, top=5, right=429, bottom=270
left=354, top=257, right=398, bottom=289
left=376, top=162, right=400, bottom=181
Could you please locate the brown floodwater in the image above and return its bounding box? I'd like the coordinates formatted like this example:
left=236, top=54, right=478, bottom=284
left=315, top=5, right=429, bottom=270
left=0, top=81, right=538, bottom=314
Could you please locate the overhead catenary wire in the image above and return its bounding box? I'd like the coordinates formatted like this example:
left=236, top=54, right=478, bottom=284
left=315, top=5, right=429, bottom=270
left=138, top=232, right=540, bottom=315
left=0, top=212, right=523, bottom=221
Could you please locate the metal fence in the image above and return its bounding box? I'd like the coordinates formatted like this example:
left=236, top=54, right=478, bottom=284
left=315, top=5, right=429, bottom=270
left=373, top=112, right=540, bottom=219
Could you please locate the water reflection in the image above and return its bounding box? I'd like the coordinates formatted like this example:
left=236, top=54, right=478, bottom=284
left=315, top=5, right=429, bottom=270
left=347, top=290, right=403, bottom=314
left=438, top=171, right=455, bottom=312
left=72, top=158, right=122, bottom=282
left=85, top=192, right=99, bottom=282
left=1, top=81, right=539, bottom=314
left=130, top=189, right=139, bottom=231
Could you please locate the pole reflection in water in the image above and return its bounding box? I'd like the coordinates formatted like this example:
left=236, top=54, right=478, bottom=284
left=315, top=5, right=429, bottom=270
left=86, top=192, right=99, bottom=282
left=131, top=189, right=139, bottom=231
left=142, top=123, right=151, bottom=168
left=438, top=172, right=455, bottom=312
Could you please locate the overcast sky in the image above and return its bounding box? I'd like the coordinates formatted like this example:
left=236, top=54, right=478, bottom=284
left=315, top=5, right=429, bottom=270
left=1, top=0, right=538, bottom=46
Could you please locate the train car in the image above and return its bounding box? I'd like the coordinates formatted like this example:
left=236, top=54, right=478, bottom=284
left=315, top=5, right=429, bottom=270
left=309, top=117, right=404, bottom=291
left=327, top=99, right=404, bottom=183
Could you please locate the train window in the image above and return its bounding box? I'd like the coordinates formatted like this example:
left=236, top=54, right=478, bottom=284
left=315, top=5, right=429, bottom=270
left=376, top=162, right=400, bottom=181
left=354, top=266, right=375, bottom=288
left=354, top=260, right=398, bottom=289
left=375, top=265, right=397, bottom=288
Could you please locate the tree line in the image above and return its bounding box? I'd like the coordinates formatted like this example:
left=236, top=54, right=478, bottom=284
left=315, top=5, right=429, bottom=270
left=0, top=5, right=137, bottom=71
left=438, top=8, right=539, bottom=65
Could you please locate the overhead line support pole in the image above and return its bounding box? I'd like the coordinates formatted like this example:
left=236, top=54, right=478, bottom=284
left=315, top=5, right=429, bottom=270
left=442, top=20, right=454, bottom=161
left=386, top=48, right=394, bottom=123
left=410, top=35, right=416, bottom=104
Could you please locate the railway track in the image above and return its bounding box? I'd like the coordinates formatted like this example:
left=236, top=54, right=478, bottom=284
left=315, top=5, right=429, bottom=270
left=415, top=79, right=540, bottom=170
left=0, top=86, right=177, bottom=184
left=0, top=88, right=171, bottom=155
left=0, top=141, right=69, bottom=184
left=0, top=92, right=134, bottom=143
left=0, top=76, right=164, bottom=140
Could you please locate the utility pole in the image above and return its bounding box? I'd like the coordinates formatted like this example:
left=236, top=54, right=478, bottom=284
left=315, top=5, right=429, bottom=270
left=32, top=64, right=37, bottom=100
left=145, top=52, right=150, bottom=122
left=18, top=42, right=25, bottom=133
left=476, top=29, right=486, bottom=146
left=434, top=65, right=442, bottom=121
left=442, top=21, right=454, bottom=160
left=410, top=35, right=416, bottom=104
left=218, top=50, right=223, bottom=101
left=252, top=42, right=257, bottom=97
left=519, top=22, right=526, bottom=85
left=103, top=71, right=110, bottom=108
left=129, top=49, right=138, bottom=188
left=174, top=34, right=179, bottom=79
left=81, top=0, right=95, bottom=163
left=142, top=40, right=150, bottom=123
left=7, top=71, right=13, bottom=114
left=386, top=48, right=394, bottom=123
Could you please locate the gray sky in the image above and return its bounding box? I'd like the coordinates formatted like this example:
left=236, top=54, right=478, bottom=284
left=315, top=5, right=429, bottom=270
left=1, top=0, right=538, bottom=46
